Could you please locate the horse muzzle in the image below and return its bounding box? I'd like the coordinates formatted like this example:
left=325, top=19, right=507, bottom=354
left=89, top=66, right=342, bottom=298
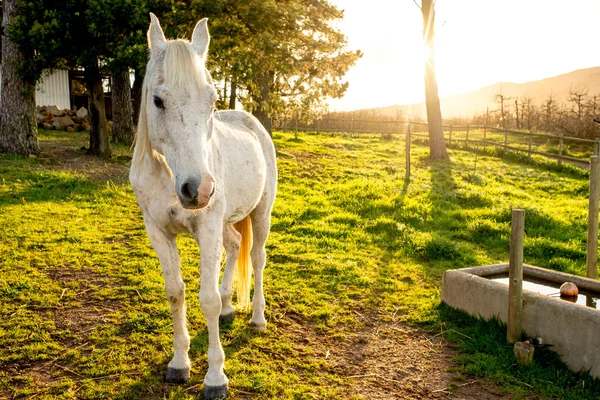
left=176, top=174, right=215, bottom=209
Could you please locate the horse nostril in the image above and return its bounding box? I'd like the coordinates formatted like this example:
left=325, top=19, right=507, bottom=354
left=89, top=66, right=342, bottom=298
left=181, top=182, right=194, bottom=201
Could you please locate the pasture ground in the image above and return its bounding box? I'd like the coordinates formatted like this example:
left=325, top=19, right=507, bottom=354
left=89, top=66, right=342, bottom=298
left=1, top=130, right=599, bottom=399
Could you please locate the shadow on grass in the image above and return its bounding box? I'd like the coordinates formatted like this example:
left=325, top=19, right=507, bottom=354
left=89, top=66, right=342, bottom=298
left=0, top=161, right=107, bottom=205
left=117, top=322, right=262, bottom=400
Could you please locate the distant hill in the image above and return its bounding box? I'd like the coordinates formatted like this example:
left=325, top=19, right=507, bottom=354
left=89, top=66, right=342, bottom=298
left=357, top=67, right=600, bottom=119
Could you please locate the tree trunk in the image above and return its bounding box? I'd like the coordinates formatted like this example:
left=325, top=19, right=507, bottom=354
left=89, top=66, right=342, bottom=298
left=111, top=69, right=135, bottom=145
left=0, top=0, right=39, bottom=156
left=252, top=71, right=273, bottom=136
left=85, top=59, right=111, bottom=158
left=229, top=79, right=237, bottom=110
left=132, top=67, right=144, bottom=126
left=422, top=0, right=447, bottom=159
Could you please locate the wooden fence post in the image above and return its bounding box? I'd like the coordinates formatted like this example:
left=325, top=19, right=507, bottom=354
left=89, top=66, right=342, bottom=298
left=587, top=156, right=600, bottom=279
left=508, top=208, right=525, bottom=344
left=558, top=134, right=564, bottom=166
left=483, top=125, right=487, bottom=150
left=351, top=116, right=355, bottom=136
left=295, top=111, right=299, bottom=139
left=317, top=119, right=321, bottom=133
left=466, top=124, right=469, bottom=145
left=528, top=133, right=533, bottom=158
left=449, top=125, right=453, bottom=145
left=504, top=129, right=508, bottom=153
left=595, top=138, right=600, bottom=156
left=406, top=119, right=411, bottom=180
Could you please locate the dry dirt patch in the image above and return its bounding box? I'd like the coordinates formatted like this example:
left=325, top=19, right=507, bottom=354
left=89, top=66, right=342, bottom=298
left=37, top=139, right=129, bottom=182
left=279, top=309, right=512, bottom=400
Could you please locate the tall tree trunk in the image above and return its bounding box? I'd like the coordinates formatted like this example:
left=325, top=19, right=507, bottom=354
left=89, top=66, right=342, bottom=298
left=229, top=79, right=237, bottom=110
left=132, top=67, right=144, bottom=126
left=111, top=69, right=135, bottom=145
left=422, top=0, right=447, bottom=159
left=85, top=59, right=111, bottom=158
left=252, top=71, right=273, bottom=136
left=0, top=0, right=39, bottom=156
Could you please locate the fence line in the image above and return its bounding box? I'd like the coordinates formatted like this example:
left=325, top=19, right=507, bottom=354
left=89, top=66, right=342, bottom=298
left=274, top=117, right=600, bottom=167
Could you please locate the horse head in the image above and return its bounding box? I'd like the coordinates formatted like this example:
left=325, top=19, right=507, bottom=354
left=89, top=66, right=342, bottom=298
left=139, top=13, right=218, bottom=209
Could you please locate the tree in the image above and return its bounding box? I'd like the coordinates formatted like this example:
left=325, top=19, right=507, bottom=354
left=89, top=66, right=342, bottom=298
left=494, top=90, right=512, bottom=129
left=418, top=0, right=448, bottom=159
left=0, top=0, right=39, bottom=156
left=568, top=86, right=589, bottom=121
left=190, top=0, right=361, bottom=135
left=12, top=0, right=112, bottom=158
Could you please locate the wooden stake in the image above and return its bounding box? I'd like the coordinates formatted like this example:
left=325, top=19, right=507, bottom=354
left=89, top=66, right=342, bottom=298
left=587, top=156, right=600, bottom=279
left=508, top=208, right=525, bottom=344
left=558, top=134, right=564, bottom=166
left=406, top=119, right=411, bottom=180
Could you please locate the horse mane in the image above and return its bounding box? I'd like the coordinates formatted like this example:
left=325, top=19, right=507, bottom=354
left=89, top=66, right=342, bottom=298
left=131, top=39, right=209, bottom=174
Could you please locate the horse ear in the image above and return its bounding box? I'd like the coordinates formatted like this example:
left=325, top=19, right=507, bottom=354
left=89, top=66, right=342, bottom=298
left=148, top=12, right=167, bottom=56
left=191, top=18, right=210, bottom=58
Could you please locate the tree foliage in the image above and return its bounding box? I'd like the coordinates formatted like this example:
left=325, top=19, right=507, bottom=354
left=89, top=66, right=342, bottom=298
left=10, top=0, right=359, bottom=141
left=212, top=0, right=361, bottom=122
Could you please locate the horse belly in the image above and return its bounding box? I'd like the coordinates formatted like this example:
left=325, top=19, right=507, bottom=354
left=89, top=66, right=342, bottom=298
left=222, top=146, right=266, bottom=224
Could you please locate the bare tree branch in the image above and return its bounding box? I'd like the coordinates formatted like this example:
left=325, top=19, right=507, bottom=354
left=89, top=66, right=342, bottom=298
left=412, top=0, right=422, bottom=10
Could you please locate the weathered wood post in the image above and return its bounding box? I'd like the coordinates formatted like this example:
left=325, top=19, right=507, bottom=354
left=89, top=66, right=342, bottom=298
left=528, top=132, right=533, bottom=158
left=508, top=208, right=525, bottom=344
left=466, top=124, right=469, bottom=146
left=595, top=138, right=600, bottom=156
left=558, top=134, right=564, bottom=166
left=483, top=124, right=487, bottom=142
left=587, top=156, right=600, bottom=279
left=406, top=119, right=411, bottom=180
left=351, top=116, right=355, bottom=136
left=295, top=111, right=299, bottom=139
left=504, top=129, right=508, bottom=153
left=449, top=125, right=453, bottom=145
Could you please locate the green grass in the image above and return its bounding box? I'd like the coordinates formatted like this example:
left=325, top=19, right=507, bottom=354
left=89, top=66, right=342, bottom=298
left=1, top=130, right=598, bottom=399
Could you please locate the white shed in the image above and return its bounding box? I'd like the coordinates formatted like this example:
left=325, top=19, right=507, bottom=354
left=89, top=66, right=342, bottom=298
left=35, top=70, right=70, bottom=110
left=0, top=68, right=71, bottom=109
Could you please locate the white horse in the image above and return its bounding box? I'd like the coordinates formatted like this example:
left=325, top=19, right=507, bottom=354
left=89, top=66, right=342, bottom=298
left=129, top=13, right=277, bottom=399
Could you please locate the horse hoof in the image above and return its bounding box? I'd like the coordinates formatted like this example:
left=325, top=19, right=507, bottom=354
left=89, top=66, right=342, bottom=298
left=249, top=321, right=267, bottom=331
left=219, top=312, right=235, bottom=325
left=203, top=383, right=228, bottom=399
left=165, top=367, right=190, bottom=384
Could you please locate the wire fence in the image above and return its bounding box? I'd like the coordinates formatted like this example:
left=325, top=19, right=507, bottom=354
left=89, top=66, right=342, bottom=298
left=274, top=117, right=600, bottom=169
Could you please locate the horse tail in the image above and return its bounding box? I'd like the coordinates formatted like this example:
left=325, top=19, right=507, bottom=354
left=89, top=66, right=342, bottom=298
left=233, top=215, right=253, bottom=309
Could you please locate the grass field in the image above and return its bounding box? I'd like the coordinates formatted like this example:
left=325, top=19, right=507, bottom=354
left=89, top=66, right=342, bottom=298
left=1, top=129, right=600, bottom=399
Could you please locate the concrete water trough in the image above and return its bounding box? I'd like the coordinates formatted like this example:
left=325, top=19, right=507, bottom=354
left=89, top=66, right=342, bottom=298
left=442, top=262, right=600, bottom=377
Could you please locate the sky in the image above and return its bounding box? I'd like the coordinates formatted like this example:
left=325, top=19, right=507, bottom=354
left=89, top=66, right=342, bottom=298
left=328, top=0, right=600, bottom=111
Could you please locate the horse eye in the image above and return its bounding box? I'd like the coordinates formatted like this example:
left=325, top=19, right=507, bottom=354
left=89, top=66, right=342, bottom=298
left=153, top=96, right=165, bottom=109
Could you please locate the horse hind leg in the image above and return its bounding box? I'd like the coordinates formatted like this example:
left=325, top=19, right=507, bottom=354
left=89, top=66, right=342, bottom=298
left=248, top=208, right=272, bottom=331
left=219, top=225, right=240, bottom=324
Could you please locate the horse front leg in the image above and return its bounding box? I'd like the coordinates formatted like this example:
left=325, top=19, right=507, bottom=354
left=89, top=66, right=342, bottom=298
left=145, top=218, right=191, bottom=383
left=196, top=219, right=228, bottom=399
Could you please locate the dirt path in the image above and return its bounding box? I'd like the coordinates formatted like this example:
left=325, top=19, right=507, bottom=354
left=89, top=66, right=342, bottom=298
left=37, top=135, right=130, bottom=181
left=279, top=308, right=511, bottom=400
